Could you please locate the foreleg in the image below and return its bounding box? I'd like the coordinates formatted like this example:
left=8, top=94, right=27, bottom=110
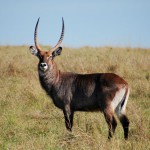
left=63, top=104, right=74, bottom=131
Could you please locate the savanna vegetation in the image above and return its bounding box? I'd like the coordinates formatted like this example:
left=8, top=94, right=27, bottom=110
left=0, top=46, right=149, bottom=150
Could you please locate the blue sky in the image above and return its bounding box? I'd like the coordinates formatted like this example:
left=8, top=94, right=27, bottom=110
left=0, top=0, right=150, bottom=48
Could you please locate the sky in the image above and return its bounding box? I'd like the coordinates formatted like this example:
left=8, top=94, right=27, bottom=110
left=0, top=0, right=150, bottom=48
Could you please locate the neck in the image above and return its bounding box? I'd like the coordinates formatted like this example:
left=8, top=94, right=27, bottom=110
left=38, top=61, right=60, bottom=93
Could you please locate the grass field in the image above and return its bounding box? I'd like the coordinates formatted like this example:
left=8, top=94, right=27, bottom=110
left=0, top=46, right=150, bottom=150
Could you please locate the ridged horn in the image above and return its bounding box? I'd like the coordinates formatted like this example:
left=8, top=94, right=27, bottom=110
left=34, top=17, right=42, bottom=51
left=51, top=17, right=64, bottom=52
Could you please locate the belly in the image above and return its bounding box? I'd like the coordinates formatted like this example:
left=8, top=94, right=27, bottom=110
left=73, top=98, right=99, bottom=111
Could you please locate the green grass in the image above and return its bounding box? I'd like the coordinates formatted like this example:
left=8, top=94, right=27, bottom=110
left=0, top=46, right=150, bottom=150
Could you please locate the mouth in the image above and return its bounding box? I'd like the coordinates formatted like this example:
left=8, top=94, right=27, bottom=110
left=40, top=66, right=48, bottom=72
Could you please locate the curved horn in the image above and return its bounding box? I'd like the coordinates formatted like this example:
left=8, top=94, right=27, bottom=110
left=51, top=17, right=65, bottom=52
left=34, top=17, right=42, bottom=51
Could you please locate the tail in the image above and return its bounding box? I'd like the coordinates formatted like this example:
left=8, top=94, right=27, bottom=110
left=115, top=87, right=130, bottom=118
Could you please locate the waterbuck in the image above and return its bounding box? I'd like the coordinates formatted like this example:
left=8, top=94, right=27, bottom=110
left=29, top=18, right=130, bottom=139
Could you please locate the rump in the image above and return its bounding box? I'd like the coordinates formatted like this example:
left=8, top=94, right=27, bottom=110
left=111, top=87, right=129, bottom=118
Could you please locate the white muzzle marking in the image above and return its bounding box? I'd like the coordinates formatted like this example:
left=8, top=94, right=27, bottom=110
left=40, top=62, right=48, bottom=71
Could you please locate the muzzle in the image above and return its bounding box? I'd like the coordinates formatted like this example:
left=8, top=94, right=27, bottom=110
left=40, top=62, right=48, bottom=71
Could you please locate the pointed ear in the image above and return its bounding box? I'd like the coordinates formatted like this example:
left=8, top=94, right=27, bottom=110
left=29, top=46, right=38, bottom=56
left=52, top=47, right=62, bottom=59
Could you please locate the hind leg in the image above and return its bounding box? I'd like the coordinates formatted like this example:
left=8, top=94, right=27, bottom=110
left=104, top=109, right=117, bottom=139
left=119, top=114, right=129, bottom=140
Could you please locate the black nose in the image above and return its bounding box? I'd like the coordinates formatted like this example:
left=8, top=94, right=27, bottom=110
left=40, top=63, right=47, bottom=67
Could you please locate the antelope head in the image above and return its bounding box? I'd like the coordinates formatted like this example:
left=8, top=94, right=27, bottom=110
left=29, top=18, right=64, bottom=72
